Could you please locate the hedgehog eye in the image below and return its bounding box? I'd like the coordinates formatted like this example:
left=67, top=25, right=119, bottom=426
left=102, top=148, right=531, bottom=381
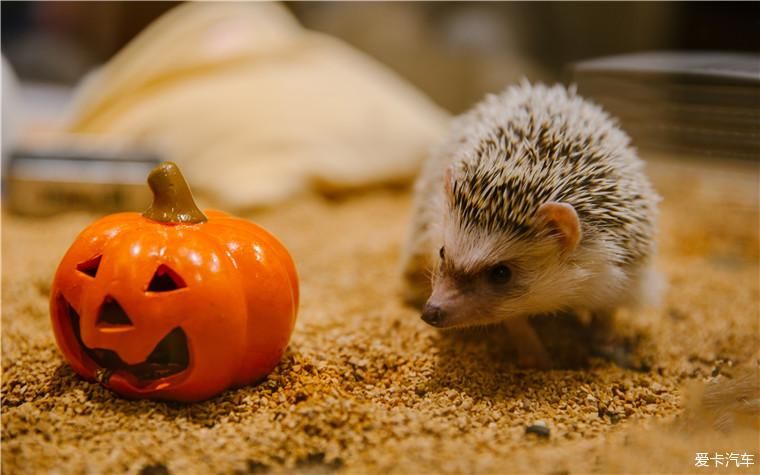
left=487, top=264, right=512, bottom=286
left=439, top=246, right=445, bottom=260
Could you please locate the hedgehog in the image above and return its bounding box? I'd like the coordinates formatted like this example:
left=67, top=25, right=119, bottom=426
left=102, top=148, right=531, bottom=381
left=400, top=82, right=662, bottom=368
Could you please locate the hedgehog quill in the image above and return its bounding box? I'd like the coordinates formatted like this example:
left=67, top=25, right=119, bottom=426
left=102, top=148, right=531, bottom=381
left=401, top=82, right=661, bottom=368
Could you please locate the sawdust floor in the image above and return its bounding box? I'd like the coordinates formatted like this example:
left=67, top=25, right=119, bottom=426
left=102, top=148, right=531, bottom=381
left=2, top=156, right=759, bottom=474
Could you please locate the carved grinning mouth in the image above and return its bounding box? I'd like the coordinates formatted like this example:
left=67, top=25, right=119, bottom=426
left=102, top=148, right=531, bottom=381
left=62, top=298, right=189, bottom=385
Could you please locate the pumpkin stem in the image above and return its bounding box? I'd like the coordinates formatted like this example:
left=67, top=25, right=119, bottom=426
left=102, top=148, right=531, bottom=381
left=143, top=162, right=207, bottom=224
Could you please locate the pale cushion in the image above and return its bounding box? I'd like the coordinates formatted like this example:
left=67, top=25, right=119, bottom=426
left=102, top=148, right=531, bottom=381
left=66, top=2, right=449, bottom=208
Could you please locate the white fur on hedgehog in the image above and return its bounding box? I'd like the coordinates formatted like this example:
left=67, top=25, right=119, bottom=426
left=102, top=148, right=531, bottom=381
left=401, top=81, right=662, bottom=323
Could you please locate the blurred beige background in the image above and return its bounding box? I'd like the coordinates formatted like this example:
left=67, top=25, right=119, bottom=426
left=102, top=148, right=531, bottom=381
left=3, top=2, right=759, bottom=112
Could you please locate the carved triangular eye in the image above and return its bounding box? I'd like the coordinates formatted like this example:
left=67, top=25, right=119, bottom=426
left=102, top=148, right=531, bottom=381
left=147, top=265, right=186, bottom=292
left=76, top=255, right=102, bottom=278
left=97, top=296, right=133, bottom=327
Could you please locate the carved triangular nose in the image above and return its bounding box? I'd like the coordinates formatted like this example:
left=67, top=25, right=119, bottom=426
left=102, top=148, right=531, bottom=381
left=147, top=265, right=186, bottom=292
left=96, top=296, right=133, bottom=327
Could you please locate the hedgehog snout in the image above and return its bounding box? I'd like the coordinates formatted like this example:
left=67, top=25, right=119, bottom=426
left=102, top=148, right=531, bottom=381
left=421, top=303, right=446, bottom=327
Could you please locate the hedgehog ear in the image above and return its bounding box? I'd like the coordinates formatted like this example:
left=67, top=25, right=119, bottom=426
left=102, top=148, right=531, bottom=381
left=537, top=202, right=581, bottom=253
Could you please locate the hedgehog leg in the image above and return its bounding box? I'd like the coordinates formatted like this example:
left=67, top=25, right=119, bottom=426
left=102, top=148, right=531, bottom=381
left=503, top=316, right=551, bottom=369
left=400, top=218, right=435, bottom=308
left=400, top=256, right=432, bottom=309
left=399, top=199, right=436, bottom=309
left=588, top=309, right=617, bottom=350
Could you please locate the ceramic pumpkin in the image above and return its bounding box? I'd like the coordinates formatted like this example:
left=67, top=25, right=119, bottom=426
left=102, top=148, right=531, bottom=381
left=50, top=162, right=298, bottom=402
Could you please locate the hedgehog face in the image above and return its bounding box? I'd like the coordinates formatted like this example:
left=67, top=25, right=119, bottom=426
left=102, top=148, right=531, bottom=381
left=422, top=231, right=564, bottom=328
left=421, top=201, right=586, bottom=328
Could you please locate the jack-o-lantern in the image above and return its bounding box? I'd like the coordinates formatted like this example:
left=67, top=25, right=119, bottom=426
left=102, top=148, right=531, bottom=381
left=50, top=162, right=298, bottom=402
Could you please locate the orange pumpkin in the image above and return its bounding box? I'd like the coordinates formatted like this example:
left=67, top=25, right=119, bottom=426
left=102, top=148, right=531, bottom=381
left=50, top=162, right=298, bottom=402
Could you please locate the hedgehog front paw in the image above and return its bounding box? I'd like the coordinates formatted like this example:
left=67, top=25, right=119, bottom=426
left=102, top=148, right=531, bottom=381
left=516, top=348, right=552, bottom=370
left=504, top=316, right=552, bottom=370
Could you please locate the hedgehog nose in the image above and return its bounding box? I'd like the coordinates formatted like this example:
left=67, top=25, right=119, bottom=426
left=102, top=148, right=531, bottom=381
left=421, top=304, right=445, bottom=327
